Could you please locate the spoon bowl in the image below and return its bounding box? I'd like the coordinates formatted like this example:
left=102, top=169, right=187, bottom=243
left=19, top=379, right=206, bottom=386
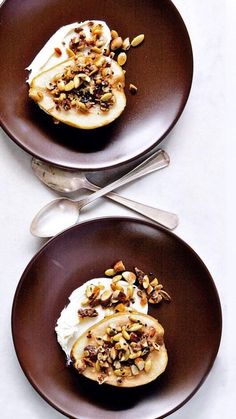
left=31, top=198, right=79, bottom=237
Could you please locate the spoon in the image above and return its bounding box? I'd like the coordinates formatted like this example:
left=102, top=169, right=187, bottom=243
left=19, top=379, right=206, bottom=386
left=32, top=150, right=172, bottom=229
left=32, top=149, right=169, bottom=194
left=31, top=155, right=178, bottom=238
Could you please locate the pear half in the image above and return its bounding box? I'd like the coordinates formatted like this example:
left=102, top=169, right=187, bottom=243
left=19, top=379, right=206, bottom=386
left=29, top=56, right=126, bottom=129
left=71, top=312, right=168, bottom=387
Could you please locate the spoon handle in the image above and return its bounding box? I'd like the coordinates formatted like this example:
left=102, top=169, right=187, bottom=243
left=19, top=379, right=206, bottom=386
left=87, top=187, right=178, bottom=229
left=79, top=150, right=170, bottom=208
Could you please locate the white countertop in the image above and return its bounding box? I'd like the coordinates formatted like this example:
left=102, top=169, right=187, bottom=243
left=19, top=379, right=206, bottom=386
left=0, top=0, right=234, bottom=418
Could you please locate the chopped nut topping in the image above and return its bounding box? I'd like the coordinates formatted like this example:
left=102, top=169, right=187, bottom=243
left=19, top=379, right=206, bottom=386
left=73, top=314, right=163, bottom=383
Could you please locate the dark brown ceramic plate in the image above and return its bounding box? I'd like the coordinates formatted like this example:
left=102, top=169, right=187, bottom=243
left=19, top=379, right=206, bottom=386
left=0, top=0, right=193, bottom=170
left=12, top=217, right=221, bottom=419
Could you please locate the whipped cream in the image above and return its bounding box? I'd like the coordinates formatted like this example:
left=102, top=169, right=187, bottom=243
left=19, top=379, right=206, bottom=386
left=26, top=20, right=111, bottom=84
left=55, top=277, right=148, bottom=357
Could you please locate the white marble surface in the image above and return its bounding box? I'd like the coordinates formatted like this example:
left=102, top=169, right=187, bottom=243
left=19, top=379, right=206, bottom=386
left=0, top=0, right=234, bottom=418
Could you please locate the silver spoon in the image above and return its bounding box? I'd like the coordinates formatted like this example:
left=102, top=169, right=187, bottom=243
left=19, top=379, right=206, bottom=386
left=31, top=154, right=178, bottom=238
left=32, top=150, right=172, bottom=227
left=32, top=149, right=169, bottom=194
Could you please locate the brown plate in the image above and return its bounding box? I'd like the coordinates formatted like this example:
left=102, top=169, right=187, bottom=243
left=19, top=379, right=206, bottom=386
left=0, top=0, right=193, bottom=170
left=12, top=217, right=221, bottom=419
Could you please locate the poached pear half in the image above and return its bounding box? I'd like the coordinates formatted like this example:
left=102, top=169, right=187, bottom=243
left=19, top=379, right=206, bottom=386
left=29, top=54, right=126, bottom=129
left=71, top=312, right=168, bottom=387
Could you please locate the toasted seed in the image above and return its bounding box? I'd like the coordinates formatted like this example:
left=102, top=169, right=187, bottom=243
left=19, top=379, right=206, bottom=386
left=122, top=271, right=136, bottom=284
left=95, top=55, right=106, bottom=67
left=120, top=349, right=130, bottom=362
left=134, top=357, right=145, bottom=371
left=65, top=80, right=75, bottom=91
left=66, top=47, right=75, bottom=57
left=57, top=80, right=66, bottom=91
left=106, top=327, right=113, bottom=335
left=105, top=268, right=115, bottom=276
left=142, top=275, right=149, bottom=289
left=111, top=29, right=119, bottom=39
left=53, top=72, right=64, bottom=82
left=127, top=284, right=134, bottom=298
left=96, top=39, right=106, bottom=47
left=111, top=289, right=121, bottom=301
left=129, top=314, right=138, bottom=322
left=111, top=282, right=124, bottom=291
left=91, top=46, right=102, bottom=54
left=114, top=369, right=123, bottom=377
left=146, top=284, right=154, bottom=295
left=101, top=92, right=113, bottom=102
left=128, top=323, right=143, bottom=332
left=117, top=52, right=127, bottom=66
left=129, top=83, right=138, bottom=94
left=118, top=336, right=127, bottom=346
left=113, top=333, right=123, bottom=341
left=114, top=367, right=131, bottom=377
left=81, top=298, right=89, bottom=306
left=86, top=284, right=95, bottom=298
left=122, top=328, right=130, bottom=340
left=129, top=350, right=142, bottom=359
left=102, top=333, right=111, bottom=342
left=131, top=364, right=139, bottom=375
left=111, top=36, right=123, bottom=51
left=92, top=24, right=103, bottom=36
left=78, top=73, right=91, bottom=83
left=131, top=34, right=145, bottom=47
left=115, top=303, right=126, bottom=312
left=144, top=359, right=152, bottom=373
left=73, top=75, right=80, bottom=88
left=109, top=51, right=115, bottom=58
left=95, top=360, right=101, bottom=372
left=150, top=277, right=158, bottom=286
left=100, top=289, right=113, bottom=305
left=70, top=99, right=77, bottom=107
left=110, top=347, right=117, bottom=360
left=112, top=275, right=122, bottom=283
left=113, top=360, right=121, bottom=369
left=122, top=37, right=130, bottom=51
left=114, top=260, right=126, bottom=272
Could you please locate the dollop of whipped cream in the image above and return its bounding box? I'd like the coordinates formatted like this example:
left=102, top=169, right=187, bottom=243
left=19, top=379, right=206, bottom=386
left=55, top=277, right=148, bottom=357
left=26, top=20, right=111, bottom=84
